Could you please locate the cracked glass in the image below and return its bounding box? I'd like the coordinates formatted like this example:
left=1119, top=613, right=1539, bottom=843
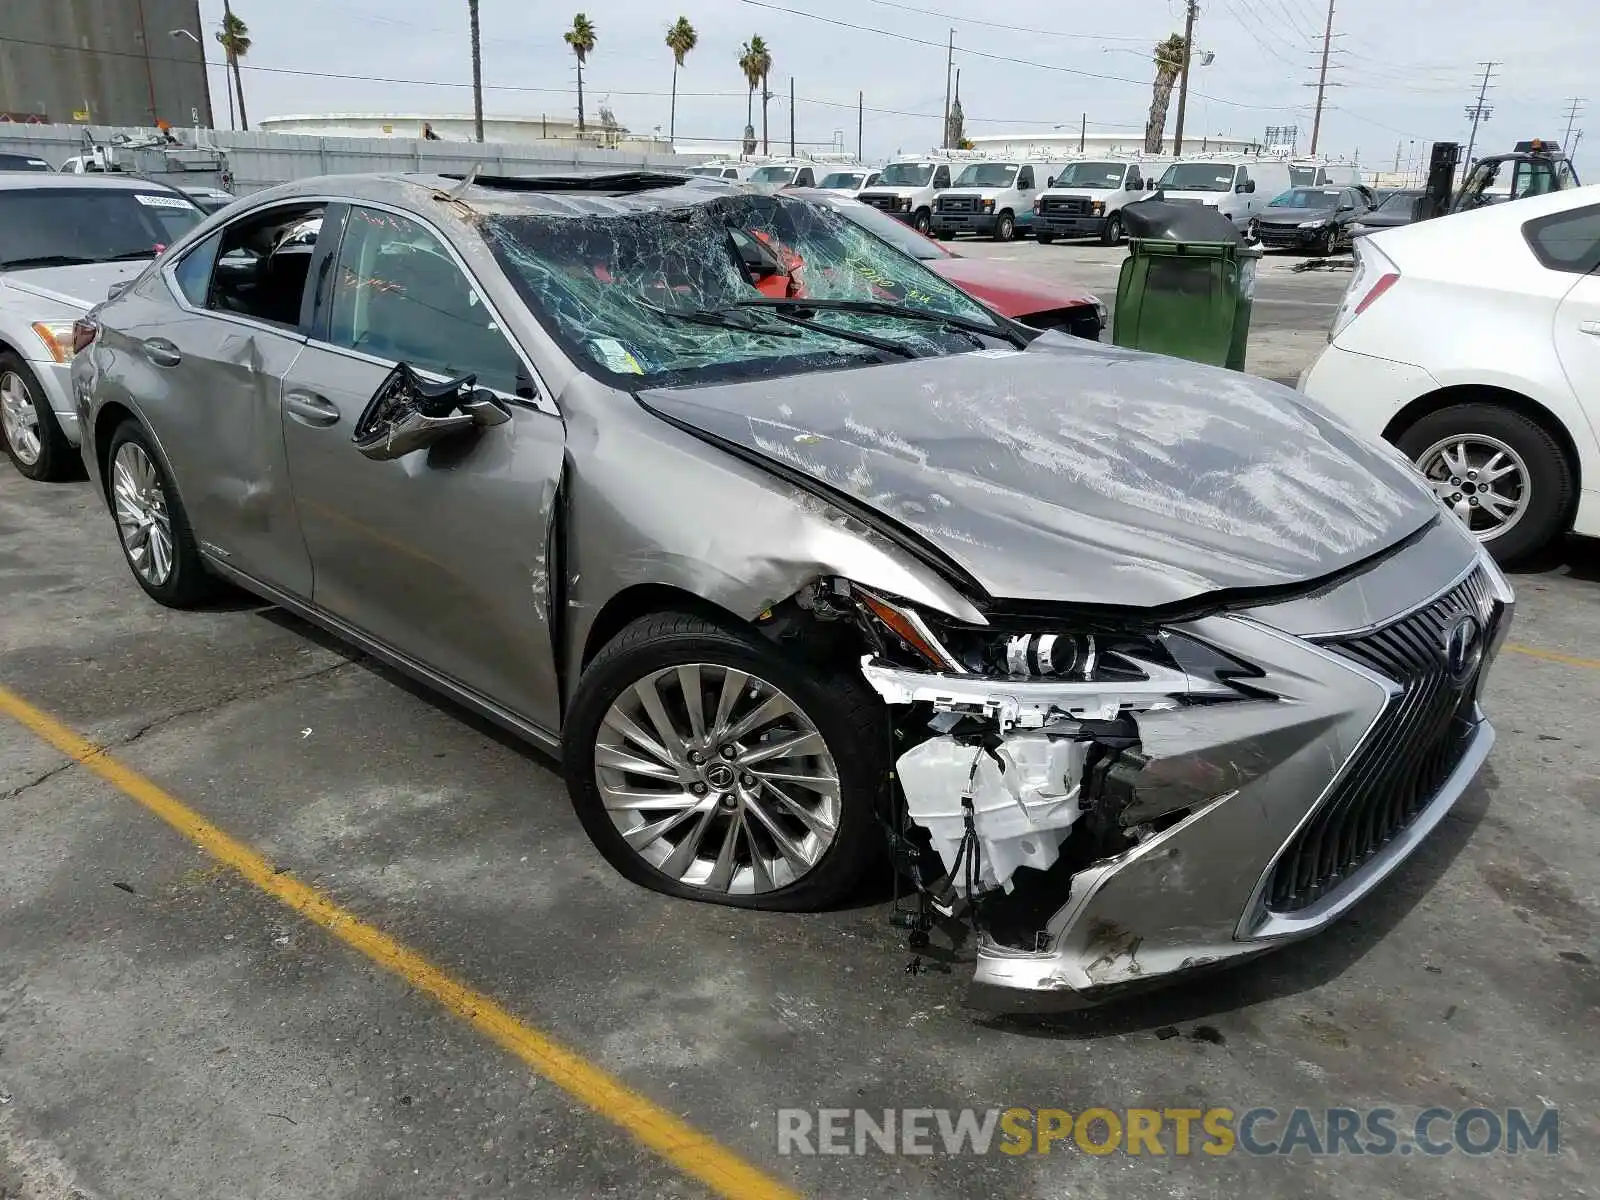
left=482, top=193, right=1005, bottom=387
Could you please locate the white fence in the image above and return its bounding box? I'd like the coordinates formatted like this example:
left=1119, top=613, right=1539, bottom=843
left=0, top=123, right=691, bottom=193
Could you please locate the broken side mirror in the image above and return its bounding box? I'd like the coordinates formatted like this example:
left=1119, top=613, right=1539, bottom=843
left=352, top=362, right=509, bottom=462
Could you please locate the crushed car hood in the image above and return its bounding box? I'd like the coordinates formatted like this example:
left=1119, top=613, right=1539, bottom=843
left=2, top=261, right=149, bottom=311
left=639, top=336, right=1438, bottom=607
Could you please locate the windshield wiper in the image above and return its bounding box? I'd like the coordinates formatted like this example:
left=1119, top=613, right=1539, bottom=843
left=1, top=254, right=98, bottom=270
left=639, top=299, right=804, bottom=338
left=731, top=297, right=1024, bottom=348
left=97, top=249, right=161, bottom=263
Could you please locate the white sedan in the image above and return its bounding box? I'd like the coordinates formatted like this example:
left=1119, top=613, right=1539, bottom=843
left=1302, top=185, right=1600, bottom=563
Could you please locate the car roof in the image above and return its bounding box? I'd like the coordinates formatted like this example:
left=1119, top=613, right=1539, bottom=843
left=1367, top=182, right=1600, bottom=278
left=0, top=172, right=187, bottom=192
left=235, top=170, right=745, bottom=219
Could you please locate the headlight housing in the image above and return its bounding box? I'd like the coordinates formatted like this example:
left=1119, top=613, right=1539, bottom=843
left=1090, top=201, right=1105, bottom=216
left=31, top=320, right=78, bottom=363
left=898, top=197, right=912, bottom=212
left=981, top=198, right=995, bottom=213
left=1298, top=218, right=1327, bottom=229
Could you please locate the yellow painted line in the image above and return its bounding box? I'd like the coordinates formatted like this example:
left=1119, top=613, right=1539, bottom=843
left=1505, top=642, right=1600, bottom=671
left=0, top=683, right=799, bottom=1200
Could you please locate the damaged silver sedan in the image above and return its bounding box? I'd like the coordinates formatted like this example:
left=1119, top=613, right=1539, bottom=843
left=71, top=171, right=1513, bottom=1009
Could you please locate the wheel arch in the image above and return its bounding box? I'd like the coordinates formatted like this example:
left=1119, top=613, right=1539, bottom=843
left=93, top=400, right=139, bottom=494
left=1382, top=384, right=1583, bottom=498
left=579, top=583, right=748, bottom=671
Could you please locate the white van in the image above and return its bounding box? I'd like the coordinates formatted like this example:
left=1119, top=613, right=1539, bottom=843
left=929, top=158, right=1069, bottom=241
left=1290, top=161, right=1362, bottom=188
left=685, top=162, right=754, bottom=182
left=1032, top=159, right=1166, bottom=245
left=816, top=167, right=881, bottom=197
left=856, top=158, right=957, bottom=235
left=1152, top=158, right=1293, bottom=231
left=747, top=160, right=826, bottom=194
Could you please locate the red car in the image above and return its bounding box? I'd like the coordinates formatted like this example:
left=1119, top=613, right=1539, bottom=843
left=792, top=188, right=1106, bottom=340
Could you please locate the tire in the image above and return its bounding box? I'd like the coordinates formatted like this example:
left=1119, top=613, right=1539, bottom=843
left=1099, top=213, right=1125, bottom=246
left=1317, top=228, right=1337, bottom=257
left=993, top=211, right=1016, bottom=242
left=0, top=352, right=78, bottom=482
left=562, top=611, right=886, bottom=911
left=104, top=420, right=217, bottom=607
left=913, top=208, right=932, bottom=235
left=1395, top=403, right=1573, bottom=565
left=1034, top=231, right=1055, bottom=245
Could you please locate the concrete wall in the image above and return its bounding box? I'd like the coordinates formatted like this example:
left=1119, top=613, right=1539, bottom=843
left=0, top=123, right=694, bottom=194
left=0, top=0, right=210, bottom=128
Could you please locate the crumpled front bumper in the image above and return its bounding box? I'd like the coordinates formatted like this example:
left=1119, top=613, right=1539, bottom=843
left=869, top=523, right=1515, bottom=1011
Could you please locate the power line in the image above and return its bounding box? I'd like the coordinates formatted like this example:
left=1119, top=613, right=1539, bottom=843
left=853, top=0, right=1151, bottom=42
left=737, top=0, right=1301, bottom=113
left=0, top=31, right=1144, bottom=134
left=1217, top=0, right=1313, bottom=71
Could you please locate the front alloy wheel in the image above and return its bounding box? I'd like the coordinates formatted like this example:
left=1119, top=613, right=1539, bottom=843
left=0, top=370, right=42, bottom=467
left=563, top=612, right=884, bottom=910
left=0, top=354, right=77, bottom=481
left=595, top=664, right=840, bottom=896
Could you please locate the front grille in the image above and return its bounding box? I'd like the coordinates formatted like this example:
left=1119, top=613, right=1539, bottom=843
left=1257, top=226, right=1302, bottom=244
left=938, top=196, right=975, bottom=213
left=1043, top=196, right=1090, bottom=216
left=860, top=193, right=897, bottom=212
left=1265, top=568, right=1496, bottom=913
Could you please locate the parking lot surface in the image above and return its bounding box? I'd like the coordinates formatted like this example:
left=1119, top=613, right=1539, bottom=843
left=2, top=249, right=1596, bottom=1199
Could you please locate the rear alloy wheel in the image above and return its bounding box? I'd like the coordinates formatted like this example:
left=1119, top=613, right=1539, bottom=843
left=913, top=208, right=932, bottom=236
left=1318, top=227, right=1337, bottom=257
left=106, top=421, right=216, bottom=606
left=563, top=612, right=884, bottom=910
left=1397, top=404, right=1573, bottom=564
left=0, top=354, right=76, bottom=482
left=1099, top=213, right=1125, bottom=246
left=993, top=211, right=1016, bottom=242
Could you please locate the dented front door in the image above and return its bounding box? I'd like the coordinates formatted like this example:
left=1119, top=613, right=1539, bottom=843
left=280, top=204, right=566, bottom=733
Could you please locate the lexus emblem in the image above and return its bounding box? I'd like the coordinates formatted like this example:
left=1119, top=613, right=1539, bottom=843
left=1442, top=612, right=1483, bottom=683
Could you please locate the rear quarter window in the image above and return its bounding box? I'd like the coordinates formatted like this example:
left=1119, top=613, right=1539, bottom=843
left=1523, top=204, right=1600, bottom=274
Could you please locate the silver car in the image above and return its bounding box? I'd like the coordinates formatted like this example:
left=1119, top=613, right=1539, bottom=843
left=0, top=174, right=205, bottom=479
left=72, top=172, right=1514, bottom=1009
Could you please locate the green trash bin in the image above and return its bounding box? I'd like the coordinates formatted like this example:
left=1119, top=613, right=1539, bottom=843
left=1111, top=239, right=1262, bottom=371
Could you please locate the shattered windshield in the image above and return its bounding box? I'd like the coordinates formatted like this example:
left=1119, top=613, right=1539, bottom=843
left=953, top=163, right=1017, bottom=188
left=877, top=162, right=934, bottom=187
left=1157, top=163, right=1237, bottom=192
left=1050, top=162, right=1126, bottom=189
left=482, top=194, right=1002, bottom=386
left=827, top=199, right=948, bottom=260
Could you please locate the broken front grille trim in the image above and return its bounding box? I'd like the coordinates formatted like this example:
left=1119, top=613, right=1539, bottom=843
left=1263, top=567, right=1496, bottom=914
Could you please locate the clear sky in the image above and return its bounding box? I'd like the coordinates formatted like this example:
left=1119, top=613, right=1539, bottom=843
left=197, top=0, right=1592, bottom=171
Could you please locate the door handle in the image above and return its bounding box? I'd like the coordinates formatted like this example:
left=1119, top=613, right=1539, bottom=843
left=142, top=338, right=182, bottom=368
left=1580, top=321, right=1600, bottom=337
left=284, top=390, right=341, bottom=427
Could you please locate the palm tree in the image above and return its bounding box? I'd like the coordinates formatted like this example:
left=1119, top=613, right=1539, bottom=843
left=215, top=1, right=251, bottom=132
left=468, top=0, right=484, bottom=142
left=1144, top=34, right=1186, bottom=155
left=565, top=13, right=598, bottom=134
left=738, top=36, right=770, bottom=156
left=665, top=17, right=698, bottom=146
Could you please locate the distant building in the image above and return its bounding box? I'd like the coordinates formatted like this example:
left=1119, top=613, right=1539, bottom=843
left=966, top=130, right=1259, bottom=157
left=0, top=0, right=211, bottom=128
left=258, top=112, right=668, bottom=154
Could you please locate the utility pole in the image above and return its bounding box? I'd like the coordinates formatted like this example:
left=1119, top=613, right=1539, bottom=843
left=1172, top=0, right=1198, bottom=155
left=1463, top=62, right=1499, bottom=183
left=941, top=29, right=955, bottom=149
left=789, top=77, right=795, bottom=156
left=858, top=91, right=863, bottom=160
left=1308, top=0, right=1336, bottom=155
left=1562, top=98, right=1586, bottom=146
left=1393, top=140, right=1401, bottom=171
left=1080, top=112, right=1087, bottom=153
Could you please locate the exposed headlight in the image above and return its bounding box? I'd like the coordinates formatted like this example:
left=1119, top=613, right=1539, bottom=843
left=1298, top=218, right=1327, bottom=229
left=31, top=320, right=78, bottom=364
left=1093, top=298, right=1108, bottom=327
